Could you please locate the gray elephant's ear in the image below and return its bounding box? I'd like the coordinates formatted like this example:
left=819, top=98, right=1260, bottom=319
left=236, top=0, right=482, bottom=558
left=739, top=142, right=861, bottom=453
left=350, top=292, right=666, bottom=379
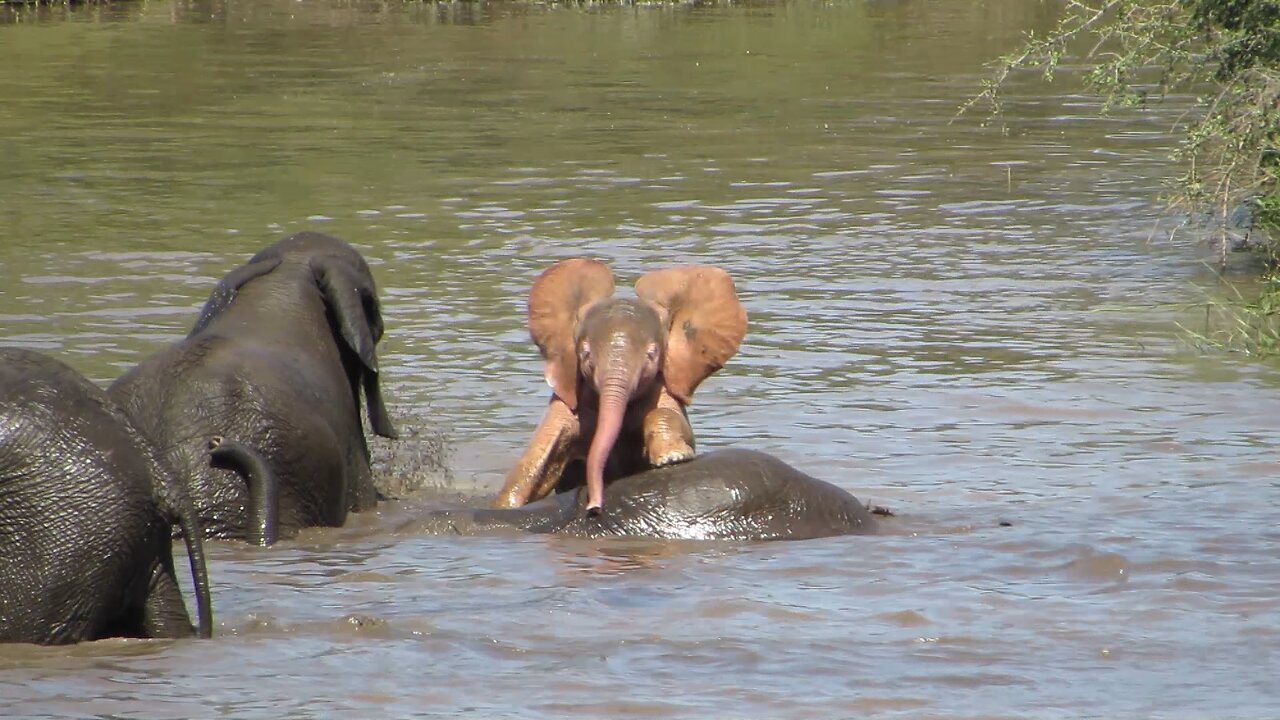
left=311, top=258, right=399, bottom=440
left=528, top=258, right=616, bottom=412
left=189, top=256, right=283, bottom=337
left=635, top=265, right=747, bottom=405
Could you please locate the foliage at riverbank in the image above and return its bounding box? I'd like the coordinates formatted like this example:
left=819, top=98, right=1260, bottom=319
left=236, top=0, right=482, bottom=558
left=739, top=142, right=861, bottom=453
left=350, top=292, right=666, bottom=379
left=1180, top=273, right=1280, bottom=356
left=977, top=1, right=1278, bottom=257
left=973, top=0, right=1280, bottom=355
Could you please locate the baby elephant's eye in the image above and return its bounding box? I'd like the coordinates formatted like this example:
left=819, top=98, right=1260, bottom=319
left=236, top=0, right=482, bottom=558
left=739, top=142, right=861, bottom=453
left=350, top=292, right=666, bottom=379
left=646, top=344, right=659, bottom=362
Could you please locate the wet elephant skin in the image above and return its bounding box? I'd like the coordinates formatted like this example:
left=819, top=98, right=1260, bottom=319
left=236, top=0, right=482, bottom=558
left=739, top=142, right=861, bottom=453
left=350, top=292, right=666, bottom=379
left=410, top=449, right=877, bottom=541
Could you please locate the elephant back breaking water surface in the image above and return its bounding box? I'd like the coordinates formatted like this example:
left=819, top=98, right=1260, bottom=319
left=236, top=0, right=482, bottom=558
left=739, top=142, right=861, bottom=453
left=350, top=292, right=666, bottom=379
left=2, top=1, right=1280, bottom=717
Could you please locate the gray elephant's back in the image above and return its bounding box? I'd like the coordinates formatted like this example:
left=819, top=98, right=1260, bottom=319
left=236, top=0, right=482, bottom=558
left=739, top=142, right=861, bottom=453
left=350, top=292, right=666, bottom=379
left=0, top=349, right=164, bottom=643
left=1, top=350, right=154, bottom=490
left=404, top=449, right=878, bottom=541
left=560, top=449, right=877, bottom=540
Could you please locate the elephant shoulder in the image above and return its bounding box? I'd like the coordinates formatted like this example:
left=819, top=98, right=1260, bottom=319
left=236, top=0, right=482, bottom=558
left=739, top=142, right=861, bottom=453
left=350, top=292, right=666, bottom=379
left=625, top=448, right=878, bottom=539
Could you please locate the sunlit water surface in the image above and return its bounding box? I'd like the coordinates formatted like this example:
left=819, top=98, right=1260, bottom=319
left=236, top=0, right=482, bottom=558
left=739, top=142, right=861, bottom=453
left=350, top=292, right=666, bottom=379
left=1, top=1, right=1278, bottom=718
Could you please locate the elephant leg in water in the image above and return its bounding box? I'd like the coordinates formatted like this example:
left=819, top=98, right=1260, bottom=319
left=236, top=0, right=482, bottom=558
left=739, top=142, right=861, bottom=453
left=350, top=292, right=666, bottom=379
left=411, top=449, right=878, bottom=541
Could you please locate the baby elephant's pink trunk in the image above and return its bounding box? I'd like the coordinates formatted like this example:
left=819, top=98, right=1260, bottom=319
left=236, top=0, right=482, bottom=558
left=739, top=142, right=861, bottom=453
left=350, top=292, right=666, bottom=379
left=585, top=380, right=629, bottom=514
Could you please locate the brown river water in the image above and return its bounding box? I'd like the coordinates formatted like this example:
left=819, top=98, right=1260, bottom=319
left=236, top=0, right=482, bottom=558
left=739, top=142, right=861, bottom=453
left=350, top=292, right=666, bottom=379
left=2, top=1, right=1279, bottom=717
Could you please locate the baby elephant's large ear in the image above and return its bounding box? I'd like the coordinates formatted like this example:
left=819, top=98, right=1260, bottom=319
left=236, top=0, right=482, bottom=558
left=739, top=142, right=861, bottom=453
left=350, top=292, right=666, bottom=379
left=528, top=258, right=615, bottom=411
left=635, top=266, right=747, bottom=404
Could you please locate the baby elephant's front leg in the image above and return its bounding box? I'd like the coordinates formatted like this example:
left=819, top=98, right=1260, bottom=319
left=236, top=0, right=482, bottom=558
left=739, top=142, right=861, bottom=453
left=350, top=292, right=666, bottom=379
left=493, top=397, right=582, bottom=508
left=641, top=387, right=695, bottom=467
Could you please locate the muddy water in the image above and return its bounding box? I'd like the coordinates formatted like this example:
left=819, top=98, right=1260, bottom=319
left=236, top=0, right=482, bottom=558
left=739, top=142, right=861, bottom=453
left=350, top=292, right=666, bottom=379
left=2, top=0, right=1279, bottom=717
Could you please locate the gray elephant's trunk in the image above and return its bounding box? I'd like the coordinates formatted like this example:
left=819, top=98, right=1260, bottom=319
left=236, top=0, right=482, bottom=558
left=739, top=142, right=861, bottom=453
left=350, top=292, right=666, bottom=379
left=585, top=376, right=630, bottom=514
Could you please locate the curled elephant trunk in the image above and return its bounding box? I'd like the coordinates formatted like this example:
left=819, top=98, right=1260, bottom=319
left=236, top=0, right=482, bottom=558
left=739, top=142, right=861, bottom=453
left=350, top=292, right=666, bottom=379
left=585, top=379, right=630, bottom=515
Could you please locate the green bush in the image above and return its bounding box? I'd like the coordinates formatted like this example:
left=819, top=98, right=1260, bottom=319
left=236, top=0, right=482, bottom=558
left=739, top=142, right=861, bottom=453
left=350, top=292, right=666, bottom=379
left=971, top=0, right=1280, bottom=264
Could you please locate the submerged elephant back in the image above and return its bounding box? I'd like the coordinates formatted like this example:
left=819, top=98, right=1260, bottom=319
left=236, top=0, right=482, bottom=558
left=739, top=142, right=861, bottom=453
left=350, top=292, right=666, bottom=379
left=555, top=449, right=879, bottom=541
left=406, top=449, right=879, bottom=541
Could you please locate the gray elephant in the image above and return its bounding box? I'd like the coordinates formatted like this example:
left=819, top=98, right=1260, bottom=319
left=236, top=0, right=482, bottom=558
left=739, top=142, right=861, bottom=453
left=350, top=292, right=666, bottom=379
left=0, top=348, right=212, bottom=645
left=109, top=231, right=397, bottom=546
left=493, top=258, right=748, bottom=514
left=409, top=449, right=878, bottom=540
